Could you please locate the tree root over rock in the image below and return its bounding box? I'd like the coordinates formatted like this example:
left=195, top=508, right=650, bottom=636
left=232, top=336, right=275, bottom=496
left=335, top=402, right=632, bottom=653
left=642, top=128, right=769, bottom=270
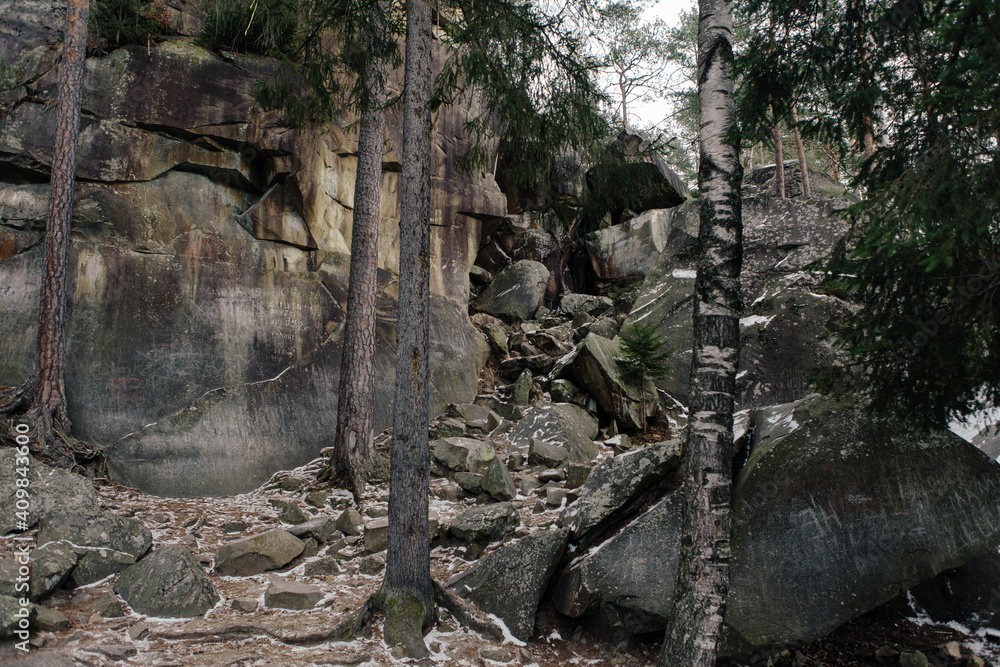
left=0, top=385, right=103, bottom=472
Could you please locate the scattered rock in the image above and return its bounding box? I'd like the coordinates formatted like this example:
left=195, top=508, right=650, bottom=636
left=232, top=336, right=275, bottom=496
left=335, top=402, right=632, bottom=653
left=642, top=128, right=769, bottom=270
left=286, top=515, right=339, bottom=543
left=37, top=508, right=151, bottom=562
left=546, top=487, right=571, bottom=507
left=93, top=644, right=137, bottom=660
left=0, top=451, right=101, bottom=534
left=127, top=622, right=150, bottom=640
left=899, top=651, right=928, bottom=667
left=432, top=437, right=497, bottom=474
left=566, top=462, right=590, bottom=489
left=449, top=503, right=520, bottom=544
left=335, top=508, right=364, bottom=536
left=528, top=438, right=569, bottom=467
left=231, top=597, right=259, bottom=613
left=363, top=517, right=389, bottom=553
left=114, top=545, right=219, bottom=618
left=454, top=472, right=484, bottom=494
left=512, top=369, right=533, bottom=406
left=222, top=520, right=247, bottom=533
left=264, top=579, right=323, bottom=610
left=508, top=403, right=599, bottom=464
left=34, top=606, right=69, bottom=632
left=71, top=547, right=136, bottom=587
left=449, top=528, right=569, bottom=640
left=0, top=593, right=32, bottom=639
left=358, top=554, right=386, bottom=576
left=481, top=456, right=517, bottom=501
left=305, top=491, right=330, bottom=508
left=83, top=593, right=123, bottom=619
left=304, top=557, right=342, bottom=576
left=214, top=529, right=304, bottom=576
left=278, top=502, right=309, bottom=525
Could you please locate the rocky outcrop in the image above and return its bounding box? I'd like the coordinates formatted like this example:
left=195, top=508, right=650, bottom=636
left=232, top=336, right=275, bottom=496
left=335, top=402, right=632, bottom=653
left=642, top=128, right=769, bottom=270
left=623, top=194, right=852, bottom=409
left=584, top=209, right=675, bottom=282
left=571, top=333, right=659, bottom=433
left=0, top=7, right=498, bottom=497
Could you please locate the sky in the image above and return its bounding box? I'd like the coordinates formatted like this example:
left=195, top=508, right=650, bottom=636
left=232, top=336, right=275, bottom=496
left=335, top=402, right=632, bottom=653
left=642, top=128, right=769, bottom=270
left=631, top=0, right=695, bottom=129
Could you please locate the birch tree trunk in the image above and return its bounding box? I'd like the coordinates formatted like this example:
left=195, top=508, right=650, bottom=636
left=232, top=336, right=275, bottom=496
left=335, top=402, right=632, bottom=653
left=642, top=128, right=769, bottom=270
left=331, top=2, right=391, bottom=500
left=791, top=106, right=812, bottom=198
left=0, top=0, right=91, bottom=463
left=380, top=0, right=434, bottom=657
left=659, top=0, right=743, bottom=663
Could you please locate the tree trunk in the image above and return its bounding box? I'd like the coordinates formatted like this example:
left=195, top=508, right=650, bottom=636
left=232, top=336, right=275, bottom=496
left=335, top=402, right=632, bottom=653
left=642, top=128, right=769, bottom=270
left=1, top=0, right=91, bottom=462
left=791, top=106, right=811, bottom=198
left=660, top=0, right=742, bottom=664
left=332, top=3, right=390, bottom=500
left=381, top=0, right=434, bottom=657
left=772, top=116, right=785, bottom=198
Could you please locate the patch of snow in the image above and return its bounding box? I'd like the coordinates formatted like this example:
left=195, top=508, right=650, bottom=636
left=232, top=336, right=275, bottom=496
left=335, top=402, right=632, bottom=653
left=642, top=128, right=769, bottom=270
left=740, top=315, right=775, bottom=327
left=485, top=613, right=527, bottom=646
left=671, top=269, right=697, bottom=279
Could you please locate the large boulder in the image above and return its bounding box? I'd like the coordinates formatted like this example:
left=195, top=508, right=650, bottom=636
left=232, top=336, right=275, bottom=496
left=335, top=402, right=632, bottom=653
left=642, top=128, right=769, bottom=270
left=114, top=545, right=220, bottom=618
left=0, top=23, right=499, bottom=497
left=908, top=553, right=1000, bottom=632
left=585, top=130, right=689, bottom=218
left=37, top=509, right=151, bottom=562
left=0, top=450, right=100, bottom=534
left=0, top=593, right=33, bottom=640
left=584, top=209, right=676, bottom=282
left=724, top=395, right=1000, bottom=656
left=559, top=439, right=682, bottom=546
left=552, top=395, right=1000, bottom=658
left=432, top=437, right=497, bottom=474
left=553, top=495, right=681, bottom=637
left=506, top=403, right=599, bottom=462
left=572, top=333, right=659, bottom=433
left=214, top=529, right=304, bottom=576
left=28, top=542, right=77, bottom=601
left=449, top=528, right=569, bottom=640
left=473, top=260, right=550, bottom=321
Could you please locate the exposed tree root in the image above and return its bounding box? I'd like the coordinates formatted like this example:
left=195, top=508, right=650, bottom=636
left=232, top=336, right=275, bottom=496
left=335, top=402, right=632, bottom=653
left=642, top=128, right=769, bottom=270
left=1, top=383, right=103, bottom=472
left=432, top=579, right=505, bottom=642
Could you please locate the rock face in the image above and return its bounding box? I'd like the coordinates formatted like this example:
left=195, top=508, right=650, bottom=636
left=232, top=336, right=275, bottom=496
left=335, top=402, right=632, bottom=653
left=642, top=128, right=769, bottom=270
left=449, top=528, right=569, bottom=640
left=0, top=12, right=498, bottom=497
left=113, top=545, right=219, bottom=618
left=473, top=260, right=550, bottom=320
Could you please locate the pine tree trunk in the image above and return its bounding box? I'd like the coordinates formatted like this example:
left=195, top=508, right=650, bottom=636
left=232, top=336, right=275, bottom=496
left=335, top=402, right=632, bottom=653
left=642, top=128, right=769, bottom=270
left=381, top=0, right=434, bottom=657
left=791, top=106, right=811, bottom=198
left=29, top=0, right=90, bottom=455
left=660, top=0, right=742, bottom=664
left=332, top=4, right=390, bottom=500
left=772, top=117, right=785, bottom=198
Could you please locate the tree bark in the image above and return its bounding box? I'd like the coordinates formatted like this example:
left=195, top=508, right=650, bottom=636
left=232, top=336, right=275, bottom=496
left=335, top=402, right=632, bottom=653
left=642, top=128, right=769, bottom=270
left=381, top=0, right=434, bottom=657
left=332, top=3, right=391, bottom=500
left=791, top=106, right=811, bottom=198
left=660, top=0, right=742, bottom=664
left=0, top=0, right=91, bottom=462
left=772, top=116, right=785, bottom=198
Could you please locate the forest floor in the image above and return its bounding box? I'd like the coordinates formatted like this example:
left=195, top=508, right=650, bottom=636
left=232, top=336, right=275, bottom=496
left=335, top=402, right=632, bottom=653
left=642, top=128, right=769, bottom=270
left=0, top=443, right=998, bottom=667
